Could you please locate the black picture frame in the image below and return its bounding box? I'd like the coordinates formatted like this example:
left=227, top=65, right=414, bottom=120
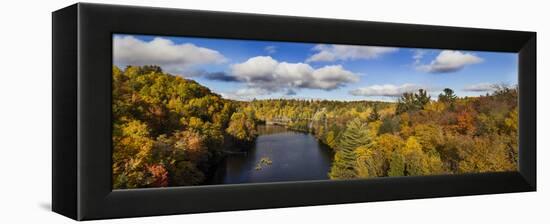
left=52, top=3, right=536, bottom=221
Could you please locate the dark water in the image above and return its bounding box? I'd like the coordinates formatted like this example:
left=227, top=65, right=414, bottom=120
left=209, top=125, right=334, bottom=185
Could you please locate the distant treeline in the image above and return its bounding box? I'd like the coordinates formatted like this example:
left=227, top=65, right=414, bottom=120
left=247, top=86, right=518, bottom=179
left=113, top=65, right=518, bottom=188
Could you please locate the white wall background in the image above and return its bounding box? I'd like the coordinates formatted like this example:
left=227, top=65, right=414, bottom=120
left=0, top=0, right=546, bottom=223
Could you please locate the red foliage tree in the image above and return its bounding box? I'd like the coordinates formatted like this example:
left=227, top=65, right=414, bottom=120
left=147, top=164, right=169, bottom=187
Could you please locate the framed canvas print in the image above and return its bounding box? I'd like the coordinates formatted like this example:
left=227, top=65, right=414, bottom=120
left=52, top=3, right=536, bottom=220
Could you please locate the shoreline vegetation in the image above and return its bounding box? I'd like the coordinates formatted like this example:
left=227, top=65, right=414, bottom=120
left=113, top=65, right=518, bottom=189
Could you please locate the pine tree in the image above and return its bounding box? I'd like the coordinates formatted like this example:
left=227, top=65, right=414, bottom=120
left=367, top=106, right=380, bottom=122
left=388, top=151, right=405, bottom=177
left=415, top=89, right=431, bottom=108
left=438, top=88, right=457, bottom=110
left=329, top=118, right=371, bottom=179
left=438, top=88, right=457, bottom=103
left=396, top=89, right=431, bottom=114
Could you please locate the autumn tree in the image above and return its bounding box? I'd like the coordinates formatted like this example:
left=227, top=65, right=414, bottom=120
left=504, top=108, right=519, bottom=163
left=455, top=109, right=476, bottom=135
left=226, top=112, right=257, bottom=143
left=355, top=145, right=385, bottom=178
left=413, top=124, right=444, bottom=153
left=112, top=65, right=239, bottom=188
left=325, top=131, right=337, bottom=149
left=458, top=135, right=515, bottom=173
left=147, top=164, right=169, bottom=187
left=376, top=133, right=404, bottom=174
left=112, top=119, right=155, bottom=188
left=401, top=137, right=444, bottom=176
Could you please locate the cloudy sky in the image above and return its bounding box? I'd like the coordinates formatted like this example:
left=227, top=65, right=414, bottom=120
left=113, top=34, right=517, bottom=101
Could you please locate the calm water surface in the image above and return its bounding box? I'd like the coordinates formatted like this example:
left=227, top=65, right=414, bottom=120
left=209, top=125, right=334, bottom=184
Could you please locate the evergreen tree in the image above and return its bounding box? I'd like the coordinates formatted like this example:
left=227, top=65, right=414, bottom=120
left=378, top=116, right=401, bottom=135
left=367, top=106, right=380, bottom=122
left=438, top=88, right=457, bottom=109
left=396, top=89, right=431, bottom=114
left=388, top=151, right=405, bottom=177
left=329, top=118, right=371, bottom=179
left=416, top=89, right=431, bottom=107
left=396, top=92, right=417, bottom=114
left=438, top=88, right=457, bottom=103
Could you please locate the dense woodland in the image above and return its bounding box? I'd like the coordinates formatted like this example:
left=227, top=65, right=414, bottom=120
left=113, top=65, right=257, bottom=188
left=113, top=65, right=518, bottom=188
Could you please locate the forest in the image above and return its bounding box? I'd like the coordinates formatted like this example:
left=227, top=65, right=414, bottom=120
left=113, top=65, right=518, bottom=188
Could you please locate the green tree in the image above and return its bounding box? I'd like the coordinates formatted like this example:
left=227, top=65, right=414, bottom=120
left=396, top=89, right=431, bottom=114
left=388, top=151, right=405, bottom=177
left=438, top=88, right=457, bottom=104
left=396, top=92, right=416, bottom=114
left=379, top=116, right=401, bottom=135
left=367, top=106, right=380, bottom=122
left=329, top=118, right=371, bottom=179
left=416, top=89, right=431, bottom=107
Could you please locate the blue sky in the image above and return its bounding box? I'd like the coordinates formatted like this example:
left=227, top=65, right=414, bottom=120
left=113, top=34, right=517, bottom=102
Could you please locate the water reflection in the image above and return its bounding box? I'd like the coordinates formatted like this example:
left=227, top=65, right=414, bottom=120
left=209, top=125, right=334, bottom=185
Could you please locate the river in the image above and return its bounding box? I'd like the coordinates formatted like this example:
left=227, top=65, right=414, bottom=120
left=208, top=125, right=334, bottom=185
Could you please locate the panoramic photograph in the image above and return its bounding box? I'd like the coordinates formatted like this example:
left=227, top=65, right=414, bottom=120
left=112, top=34, right=518, bottom=189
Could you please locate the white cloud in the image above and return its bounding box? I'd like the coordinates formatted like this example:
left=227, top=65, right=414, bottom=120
left=350, top=83, right=428, bottom=97
left=412, top=49, right=426, bottom=65
left=265, top=46, right=277, bottom=54
left=307, top=65, right=359, bottom=90
left=231, top=56, right=279, bottom=82
left=113, top=35, right=226, bottom=74
left=235, top=87, right=269, bottom=96
left=463, top=83, right=496, bottom=92
left=230, top=56, right=359, bottom=95
left=220, top=88, right=271, bottom=101
left=416, top=50, right=483, bottom=73
left=306, top=44, right=398, bottom=62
